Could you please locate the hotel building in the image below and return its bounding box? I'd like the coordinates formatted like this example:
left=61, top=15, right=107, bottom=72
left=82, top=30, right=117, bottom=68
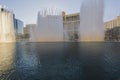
left=62, top=12, right=80, bottom=41
left=104, top=16, right=120, bottom=41
left=24, top=24, right=36, bottom=39
left=104, top=16, right=120, bottom=31
left=23, top=11, right=120, bottom=41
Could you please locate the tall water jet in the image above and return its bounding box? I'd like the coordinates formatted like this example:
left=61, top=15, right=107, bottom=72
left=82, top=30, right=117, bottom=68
left=29, top=9, right=63, bottom=42
left=0, top=6, right=16, bottom=43
left=79, top=0, right=104, bottom=42
left=29, top=24, right=37, bottom=42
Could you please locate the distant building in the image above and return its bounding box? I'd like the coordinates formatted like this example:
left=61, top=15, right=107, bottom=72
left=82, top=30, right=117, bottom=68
left=104, top=16, right=120, bottom=41
left=105, top=26, right=120, bottom=41
left=62, top=12, right=80, bottom=41
left=23, top=12, right=80, bottom=42
left=24, top=24, right=36, bottom=39
left=104, top=16, right=120, bottom=31
left=14, top=19, right=24, bottom=35
left=23, top=12, right=120, bottom=42
left=14, top=19, right=24, bottom=40
left=63, top=11, right=120, bottom=42
left=62, top=12, right=120, bottom=42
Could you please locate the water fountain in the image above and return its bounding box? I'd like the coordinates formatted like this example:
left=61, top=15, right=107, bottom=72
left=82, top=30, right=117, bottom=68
left=29, top=9, right=63, bottom=42
left=0, top=6, right=16, bottom=43
left=79, top=0, right=104, bottom=42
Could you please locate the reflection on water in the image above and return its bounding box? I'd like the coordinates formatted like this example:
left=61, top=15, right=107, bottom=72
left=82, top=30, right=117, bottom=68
left=0, top=42, right=120, bottom=80
left=0, top=43, right=15, bottom=79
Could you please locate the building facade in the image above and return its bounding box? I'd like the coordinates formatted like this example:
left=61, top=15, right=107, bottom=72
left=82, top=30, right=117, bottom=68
left=104, top=16, right=120, bottom=31
left=14, top=19, right=24, bottom=35
left=62, top=12, right=80, bottom=42
left=14, top=19, right=24, bottom=40
left=104, top=16, right=120, bottom=41
left=105, top=26, right=120, bottom=41
left=63, top=12, right=120, bottom=42
left=23, top=12, right=120, bottom=42
left=24, top=24, right=36, bottom=39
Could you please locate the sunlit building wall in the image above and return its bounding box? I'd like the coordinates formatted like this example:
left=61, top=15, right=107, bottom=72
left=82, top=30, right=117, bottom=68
left=63, top=12, right=120, bottom=42
left=24, top=24, right=36, bottom=39
left=62, top=12, right=80, bottom=42
left=104, top=16, right=120, bottom=31
left=25, top=12, right=120, bottom=42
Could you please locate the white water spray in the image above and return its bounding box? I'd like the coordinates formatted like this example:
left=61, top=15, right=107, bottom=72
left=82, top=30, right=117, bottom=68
left=79, top=0, right=104, bottom=42
left=0, top=7, right=16, bottom=43
left=29, top=9, right=63, bottom=42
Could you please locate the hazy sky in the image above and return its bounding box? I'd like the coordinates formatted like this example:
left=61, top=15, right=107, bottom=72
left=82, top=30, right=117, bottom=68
left=0, top=0, right=120, bottom=25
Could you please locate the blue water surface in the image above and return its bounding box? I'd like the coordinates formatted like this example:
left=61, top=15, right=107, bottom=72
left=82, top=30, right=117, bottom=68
left=0, top=42, right=120, bottom=80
